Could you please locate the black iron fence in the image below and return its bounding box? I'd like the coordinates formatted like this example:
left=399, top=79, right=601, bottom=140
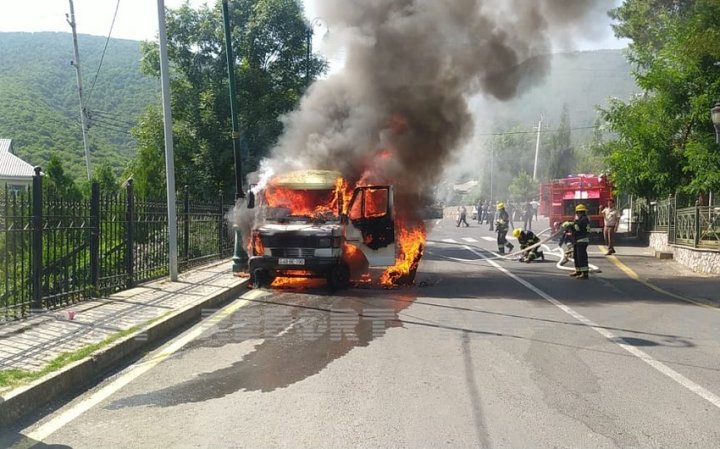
left=1, top=172, right=235, bottom=321
left=639, top=195, right=720, bottom=250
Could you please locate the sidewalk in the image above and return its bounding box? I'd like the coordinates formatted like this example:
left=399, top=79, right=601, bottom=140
left=597, top=234, right=719, bottom=308
left=0, top=259, right=248, bottom=427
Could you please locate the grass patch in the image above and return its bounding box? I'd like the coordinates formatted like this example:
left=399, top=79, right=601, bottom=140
left=0, top=312, right=170, bottom=391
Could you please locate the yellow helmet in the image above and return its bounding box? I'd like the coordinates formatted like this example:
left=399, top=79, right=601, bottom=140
left=575, top=203, right=587, bottom=212
left=512, top=228, right=522, bottom=238
left=496, top=202, right=505, bottom=210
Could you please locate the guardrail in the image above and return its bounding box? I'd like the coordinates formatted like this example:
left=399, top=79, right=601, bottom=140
left=643, top=195, right=719, bottom=251
left=1, top=171, right=235, bottom=321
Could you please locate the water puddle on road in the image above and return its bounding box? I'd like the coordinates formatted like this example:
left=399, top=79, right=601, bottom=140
left=106, top=287, right=420, bottom=408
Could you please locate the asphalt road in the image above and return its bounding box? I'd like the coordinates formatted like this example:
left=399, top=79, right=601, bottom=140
left=4, top=216, right=720, bottom=448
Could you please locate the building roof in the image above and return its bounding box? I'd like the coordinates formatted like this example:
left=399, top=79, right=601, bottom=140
left=0, top=139, right=35, bottom=179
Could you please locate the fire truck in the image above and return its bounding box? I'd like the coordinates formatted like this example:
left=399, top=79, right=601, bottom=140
left=540, top=174, right=613, bottom=236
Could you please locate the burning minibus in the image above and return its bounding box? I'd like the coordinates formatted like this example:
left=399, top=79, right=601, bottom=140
left=246, top=169, right=422, bottom=289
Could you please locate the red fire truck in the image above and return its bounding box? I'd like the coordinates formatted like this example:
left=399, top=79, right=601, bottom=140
left=540, top=174, right=614, bottom=235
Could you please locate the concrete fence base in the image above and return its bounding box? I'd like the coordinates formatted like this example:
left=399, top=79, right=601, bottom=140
left=648, top=231, right=720, bottom=275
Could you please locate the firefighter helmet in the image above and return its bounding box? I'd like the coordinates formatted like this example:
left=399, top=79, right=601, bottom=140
left=575, top=203, right=587, bottom=212
left=496, top=202, right=505, bottom=210
left=512, top=228, right=522, bottom=238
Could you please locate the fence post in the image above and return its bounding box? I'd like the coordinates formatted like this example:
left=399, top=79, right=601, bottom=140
left=89, top=182, right=100, bottom=295
left=31, top=166, right=43, bottom=312
left=126, top=179, right=135, bottom=289
left=183, top=185, right=190, bottom=264
left=218, top=190, right=224, bottom=258
left=694, top=203, right=700, bottom=248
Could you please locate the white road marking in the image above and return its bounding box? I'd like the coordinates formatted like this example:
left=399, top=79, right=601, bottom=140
left=23, top=288, right=270, bottom=443
left=461, top=245, right=720, bottom=410
left=461, top=237, right=478, bottom=243
left=481, top=236, right=495, bottom=242
left=441, top=238, right=457, bottom=244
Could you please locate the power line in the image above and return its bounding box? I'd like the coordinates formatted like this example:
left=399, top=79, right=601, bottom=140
left=86, top=0, right=121, bottom=109
left=88, top=110, right=136, bottom=127
left=477, top=125, right=601, bottom=137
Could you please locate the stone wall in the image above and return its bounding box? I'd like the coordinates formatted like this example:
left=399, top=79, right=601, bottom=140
left=648, top=232, right=672, bottom=252
left=648, top=231, right=720, bottom=275
left=673, top=246, right=720, bottom=275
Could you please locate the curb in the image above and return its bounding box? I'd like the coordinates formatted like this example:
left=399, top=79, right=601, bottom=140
left=0, top=277, right=248, bottom=428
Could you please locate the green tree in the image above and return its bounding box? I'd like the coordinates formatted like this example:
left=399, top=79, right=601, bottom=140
left=575, top=116, right=607, bottom=174
left=508, top=170, right=538, bottom=203
left=545, top=104, right=576, bottom=180
left=604, top=0, right=720, bottom=198
left=133, top=0, right=326, bottom=200
left=93, top=162, right=120, bottom=194
left=45, top=154, right=82, bottom=201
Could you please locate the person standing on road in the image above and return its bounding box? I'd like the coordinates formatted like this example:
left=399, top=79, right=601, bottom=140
left=531, top=199, right=539, bottom=220
left=601, top=199, right=619, bottom=255
left=568, top=204, right=590, bottom=280
left=456, top=206, right=469, bottom=227
left=476, top=199, right=484, bottom=224
left=523, top=200, right=533, bottom=230
left=495, top=203, right=514, bottom=254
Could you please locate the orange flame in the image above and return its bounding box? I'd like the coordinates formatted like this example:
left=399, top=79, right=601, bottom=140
left=379, top=221, right=426, bottom=287
left=271, top=276, right=327, bottom=289
left=251, top=231, right=264, bottom=256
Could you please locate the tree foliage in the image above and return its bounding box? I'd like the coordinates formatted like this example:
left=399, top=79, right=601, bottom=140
left=508, top=171, right=539, bottom=203
left=545, top=104, right=576, bottom=180
left=130, top=0, right=326, bottom=200
left=603, top=0, right=720, bottom=198
left=0, top=32, right=158, bottom=181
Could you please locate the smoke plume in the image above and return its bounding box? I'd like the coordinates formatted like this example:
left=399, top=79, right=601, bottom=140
left=255, top=0, right=605, bottom=202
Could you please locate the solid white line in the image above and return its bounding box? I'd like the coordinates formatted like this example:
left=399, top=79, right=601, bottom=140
left=24, top=289, right=269, bottom=442
left=461, top=237, right=478, bottom=243
left=481, top=236, right=495, bottom=242
left=441, top=238, right=457, bottom=243
left=462, top=245, right=720, bottom=410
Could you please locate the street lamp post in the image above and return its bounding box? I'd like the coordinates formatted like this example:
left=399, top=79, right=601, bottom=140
left=489, top=141, right=494, bottom=231
left=221, top=0, right=248, bottom=272
left=711, top=101, right=720, bottom=144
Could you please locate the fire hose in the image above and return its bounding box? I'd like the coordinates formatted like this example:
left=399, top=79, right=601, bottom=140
left=429, top=227, right=602, bottom=273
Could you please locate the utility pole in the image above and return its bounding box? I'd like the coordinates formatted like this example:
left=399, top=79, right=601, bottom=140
left=222, top=0, right=248, bottom=272
left=67, top=0, right=92, bottom=181
left=489, top=140, right=494, bottom=231
left=156, top=0, right=178, bottom=281
left=532, top=114, right=543, bottom=181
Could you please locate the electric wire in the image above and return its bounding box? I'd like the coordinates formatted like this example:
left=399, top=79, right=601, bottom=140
left=85, top=0, right=121, bottom=109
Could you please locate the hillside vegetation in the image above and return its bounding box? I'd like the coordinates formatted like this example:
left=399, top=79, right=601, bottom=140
left=473, top=49, right=639, bottom=136
left=0, top=31, right=636, bottom=184
left=0, top=32, right=158, bottom=180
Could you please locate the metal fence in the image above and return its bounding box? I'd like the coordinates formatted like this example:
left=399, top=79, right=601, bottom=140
left=1, top=173, right=235, bottom=321
left=642, top=194, right=720, bottom=251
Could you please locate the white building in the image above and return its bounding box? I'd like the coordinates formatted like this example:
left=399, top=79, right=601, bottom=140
left=0, top=139, right=35, bottom=192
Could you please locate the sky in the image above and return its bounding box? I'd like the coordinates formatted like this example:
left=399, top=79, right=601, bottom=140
left=0, top=0, right=628, bottom=50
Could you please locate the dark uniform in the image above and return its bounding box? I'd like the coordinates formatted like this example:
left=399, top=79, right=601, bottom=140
left=517, top=230, right=544, bottom=262
left=568, top=205, right=590, bottom=279
left=495, top=204, right=514, bottom=254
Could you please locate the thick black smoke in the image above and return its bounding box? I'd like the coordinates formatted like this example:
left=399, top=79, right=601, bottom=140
left=253, top=0, right=606, bottom=202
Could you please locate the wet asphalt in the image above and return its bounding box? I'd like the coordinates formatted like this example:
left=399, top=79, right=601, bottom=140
left=4, top=215, right=720, bottom=448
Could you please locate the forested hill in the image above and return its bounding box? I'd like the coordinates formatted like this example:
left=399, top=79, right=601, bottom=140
left=0, top=32, right=635, bottom=181
left=0, top=32, right=158, bottom=180
left=472, top=49, right=638, bottom=136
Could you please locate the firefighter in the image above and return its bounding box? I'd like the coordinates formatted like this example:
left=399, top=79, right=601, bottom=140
left=566, top=203, right=590, bottom=279
left=495, top=203, right=514, bottom=254
left=556, top=221, right=574, bottom=266
left=512, top=228, right=544, bottom=263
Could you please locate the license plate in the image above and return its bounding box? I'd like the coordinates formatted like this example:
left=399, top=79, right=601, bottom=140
left=279, top=258, right=305, bottom=266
